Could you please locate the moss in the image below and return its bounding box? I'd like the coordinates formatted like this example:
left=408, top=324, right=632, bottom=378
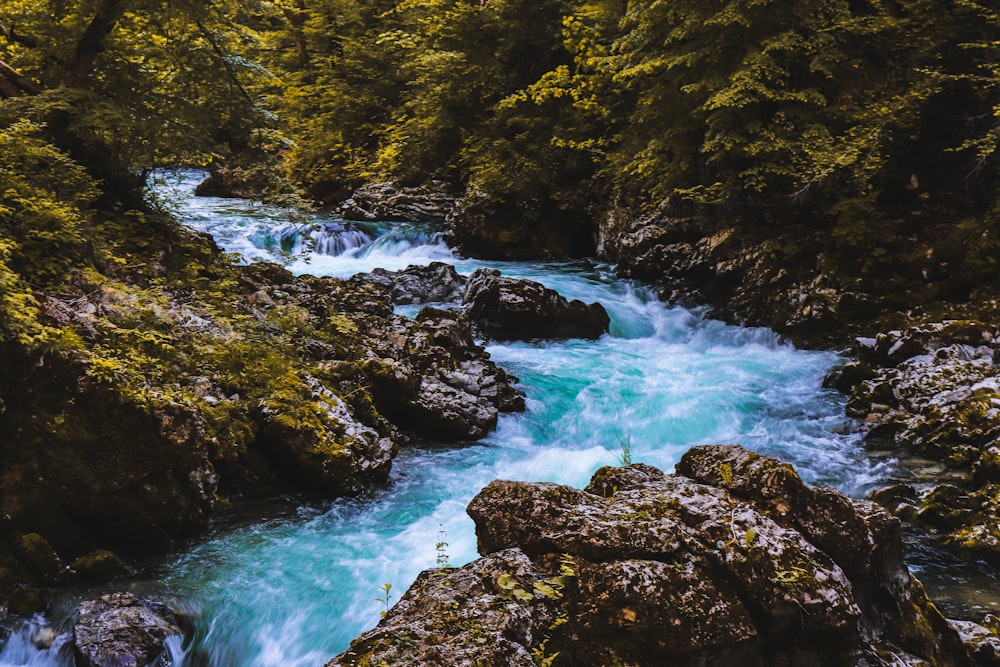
left=70, top=550, right=129, bottom=581
left=7, top=586, right=49, bottom=615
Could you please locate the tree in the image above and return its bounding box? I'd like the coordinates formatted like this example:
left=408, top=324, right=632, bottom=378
left=0, top=0, right=275, bottom=204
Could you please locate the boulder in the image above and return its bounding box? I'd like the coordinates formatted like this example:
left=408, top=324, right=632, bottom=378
left=352, top=264, right=609, bottom=342
left=255, top=374, right=396, bottom=496
left=462, top=268, right=609, bottom=341
left=353, top=262, right=467, bottom=305
left=338, top=181, right=457, bottom=223
left=445, top=194, right=597, bottom=260
left=329, top=445, right=974, bottom=667
left=11, top=533, right=70, bottom=583
left=70, top=550, right=130, bottom=581
left=950, top=619, right=1000, bottom=667
left=194, top=167, right=265, bottom=199
left=73, top=593, right=189, bottom=667
left=362, top=309, right=525, bottom=439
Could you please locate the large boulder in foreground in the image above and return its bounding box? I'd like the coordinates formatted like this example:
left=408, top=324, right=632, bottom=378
left=74, top=593, right=188, bottom=667
left=463, top=268, right=609, bottom=341
left=329, top=445, right=979, bottom=667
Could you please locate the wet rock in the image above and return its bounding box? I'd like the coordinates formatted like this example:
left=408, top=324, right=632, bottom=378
left=973, top=446, right=1000, bottom=485
left=446, top=192, right=596, bottom=260
left=353, top=262, right=467, bottom=305
left=195, top=167, right=268, bottom=199
left=255, top=373, right=396, bottom=496
left=463, top=268, right=609, bottom=341
left=338, top=181, right=457, bottom=223
left=950, top=619, right=1000, bottom=667
left=939, top=485, right=1000, bottom=559
left=7, top=586, right=49, bottom=615
left=843, top=320, right=1000, bottom=560
left=330, top=445, right=974, bottom=667
left=824, top=360, right=877, bottom=393
left=73, top=593, right=188, bottom=667
left=363, top=310, right=524, bottom=439
left=11, top=534, right=70, bottom=583
left=596, top=204, right=873, bottom=343
left=870, top=484, right=919, bottom=521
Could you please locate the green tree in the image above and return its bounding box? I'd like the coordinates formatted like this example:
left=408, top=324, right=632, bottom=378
left=0, top=0, right=274, bottom=203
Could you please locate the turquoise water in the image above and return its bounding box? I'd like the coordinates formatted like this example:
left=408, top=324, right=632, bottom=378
left=0, top=173, right=884, bottom=666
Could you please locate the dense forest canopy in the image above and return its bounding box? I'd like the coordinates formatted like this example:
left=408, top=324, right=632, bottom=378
left=2, top=0, right=1000, bottom=330
left=269, top=0, right=1000, bottom=240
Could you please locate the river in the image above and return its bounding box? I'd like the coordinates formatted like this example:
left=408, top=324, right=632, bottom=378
left=0, top=172, right=918, bottom=666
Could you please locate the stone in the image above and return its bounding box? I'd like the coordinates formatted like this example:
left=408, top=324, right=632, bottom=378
left=462, top=268, right=610, bottom=341
left=73, top=593, right=188, bottom=667
left=974, top=446, right=1000, bottom=485
left=842, top=320, right=1000, bottom=561
left=11, top=533, right=70, bottom=583
left=446, top=192, right=596, bottom=260
left=329, top=445, right=974, bottom=667
left=338, top=181, right=457, bottom=223
left=255, top=373, right=396, bottom=496
left=7, top=586, right=49, bottom=615
left=353, top=262, right=467, bottom=305
left=194, top=167, right=265, bottom=199
left=950, top=619, right=1000, bottom=667
left=362, top=309, right=524, bottom=440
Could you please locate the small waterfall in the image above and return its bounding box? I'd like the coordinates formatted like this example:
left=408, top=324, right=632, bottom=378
left=0, top=617, right=73, bottom=667
left=249, top=222, right=374, bottom=257
left=312, top=224, right=373, bottom=256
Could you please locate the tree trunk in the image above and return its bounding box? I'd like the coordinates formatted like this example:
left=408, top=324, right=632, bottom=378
left=0, top=58, right=42, bottom=98
left=281, top=1, right=310, bottom=73
left=68, top=0, right=127, bottom=84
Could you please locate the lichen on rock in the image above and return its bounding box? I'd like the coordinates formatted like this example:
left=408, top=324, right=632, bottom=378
left=329, top=444, right=976, bottom=667
left=838, top=320, right=1000, bottom=562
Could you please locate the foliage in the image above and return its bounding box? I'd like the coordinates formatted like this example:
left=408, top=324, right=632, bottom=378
left=375, top=582, right=393, bottom=617
left=435, top=524, right=451, bottom=569
left=0, top=0, right=277, bottom=193
left=264, top=0, right=1000, bottom=269
left=613, top=427, right=632, bottom=466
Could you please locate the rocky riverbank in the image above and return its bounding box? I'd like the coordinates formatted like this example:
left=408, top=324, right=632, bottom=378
left=589, top=198, right=1000, bottom=572
left=0, top=217, right=533, bottom=613
left=329, top=445, right=999, bottom=666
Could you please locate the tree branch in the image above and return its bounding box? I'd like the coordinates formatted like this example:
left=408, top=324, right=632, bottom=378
left=0, top=24, right=39, bottom=48
left=195, top=20, right=256, bottom=107
left=0, top=58, right=43, bottom=97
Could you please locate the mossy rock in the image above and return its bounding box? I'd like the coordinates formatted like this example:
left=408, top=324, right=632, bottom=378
left=70, top=550, right=130, bottom=582
left=11, top=534, right=68, bottom=583
left=974, top=446, right=1000, bottom=485
left=7, top=586, right=50, bottom=615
